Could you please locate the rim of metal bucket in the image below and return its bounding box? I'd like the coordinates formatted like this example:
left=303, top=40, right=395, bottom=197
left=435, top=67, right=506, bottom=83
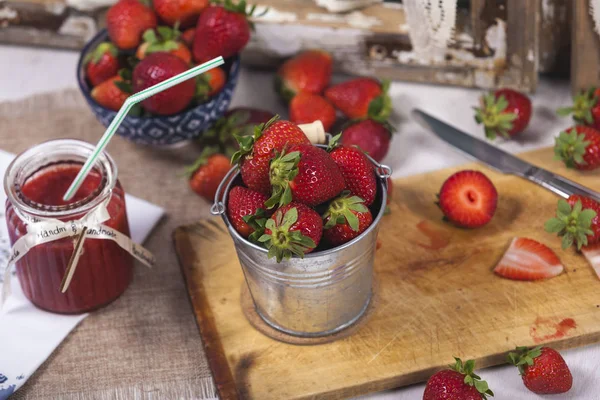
left=211, top=144, right=393, bottom=258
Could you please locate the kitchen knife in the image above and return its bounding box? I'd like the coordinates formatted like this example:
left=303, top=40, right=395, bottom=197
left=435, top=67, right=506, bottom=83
left=412, top=109, right=600, bottom=202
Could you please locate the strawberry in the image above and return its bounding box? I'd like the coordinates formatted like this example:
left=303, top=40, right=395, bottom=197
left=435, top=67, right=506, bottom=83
left=275, top=50, right=332, bottom=102
left=226, top=186, right=268, bottom=241
left=341, top=119, right=392, bottom=162
left=557, top=87, right=600, bottom=129
left=154, top=0, right=208, bottom=28
left=545, top=195, right=600, bottom=250
left=181, top=28, right=196, bottom=48
left=289, top=93, right=336, bottom=132
left=91, top=76, right=129, bottom=111
left=581, top=242, right=600, bottom=279
left=507, top=346, right=572, bottom=394
left=324, top=78, right=391, bottom=120
left=553, top=126, right=600, bottom=170
left=196, top=67, right=227, bottom=100
left=323, top=192, right=372, bottom=246
left=106, top=0, right=157, bottom=50
left=267, top=144, right=345, bottom=208
left=231, top=117, right=310, bottom=194
left=192, top=0, right=257, bottom=63
left=258, top=202, right=322, bottom=262
left=199, top=107, right=275, bottom=156
left=423, top=357, right=494, bottom=400
left=133, top=52, right=195, bottom=115
left=437, top=170, right=497, bottom=228
left=84, top=42, right=119, bottom=87
left=493, top=238, right=564, bottom=281
left=186, top=148, right=231, bottom=201
left=328, top=134, right=377, bottom=206
left=136, top=27, right=192, bottom=64
left=474, top=88, right=532, bottom=140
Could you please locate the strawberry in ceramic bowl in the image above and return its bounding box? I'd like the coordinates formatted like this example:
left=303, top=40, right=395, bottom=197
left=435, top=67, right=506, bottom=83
left=77, top=30, right=240, bottom=146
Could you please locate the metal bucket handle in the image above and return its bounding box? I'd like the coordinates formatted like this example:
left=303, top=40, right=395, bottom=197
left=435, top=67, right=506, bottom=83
left=210, top=147, right=393, bottom=216
left=210, top=165, right=239, bottom=215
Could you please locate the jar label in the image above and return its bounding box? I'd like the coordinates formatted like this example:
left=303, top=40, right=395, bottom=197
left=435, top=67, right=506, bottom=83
left=1, top=198, right=155, bottom=307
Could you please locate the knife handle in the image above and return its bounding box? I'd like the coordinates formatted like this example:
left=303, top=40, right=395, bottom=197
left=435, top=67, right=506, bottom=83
left=524, top=167, right=600, bottom=202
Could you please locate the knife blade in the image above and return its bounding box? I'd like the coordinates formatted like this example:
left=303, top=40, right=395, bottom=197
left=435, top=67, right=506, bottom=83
left=412, top=109, right=600, bottom=202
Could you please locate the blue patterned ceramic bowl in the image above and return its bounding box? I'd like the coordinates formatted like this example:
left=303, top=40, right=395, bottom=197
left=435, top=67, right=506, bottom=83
left=77, top=29, right=240, bottom=147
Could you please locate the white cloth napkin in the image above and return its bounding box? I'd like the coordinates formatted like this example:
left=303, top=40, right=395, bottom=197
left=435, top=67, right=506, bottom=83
left=0, top=149, right=164, bottom=399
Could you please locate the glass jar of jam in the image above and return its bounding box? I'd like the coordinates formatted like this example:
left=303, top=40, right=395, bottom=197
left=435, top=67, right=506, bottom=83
left=3, top=139, right=133, bottom=314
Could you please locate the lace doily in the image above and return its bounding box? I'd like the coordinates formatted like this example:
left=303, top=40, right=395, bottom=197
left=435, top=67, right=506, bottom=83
left=591, top=0, right=600, bottom=36
left=403, top=0, right=457, bottom=63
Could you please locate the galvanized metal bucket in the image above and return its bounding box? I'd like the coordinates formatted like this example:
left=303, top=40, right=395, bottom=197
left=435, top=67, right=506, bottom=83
left=211, top=145, right=392, bottom=337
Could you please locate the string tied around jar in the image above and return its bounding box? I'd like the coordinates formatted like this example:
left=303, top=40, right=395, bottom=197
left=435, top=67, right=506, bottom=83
left=1, top=197, right=155, bottom=309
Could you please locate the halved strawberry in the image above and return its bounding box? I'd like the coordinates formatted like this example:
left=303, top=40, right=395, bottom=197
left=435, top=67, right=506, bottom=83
left=437, top=170, right=498, bottom=228
left=581, top=243, right=600, bottom=280
left=493, top=238, right=564, bottom=281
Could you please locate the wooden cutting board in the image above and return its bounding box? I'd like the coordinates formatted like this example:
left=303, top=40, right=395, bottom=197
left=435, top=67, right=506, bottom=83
left=174, top=147, right=600, bottom=400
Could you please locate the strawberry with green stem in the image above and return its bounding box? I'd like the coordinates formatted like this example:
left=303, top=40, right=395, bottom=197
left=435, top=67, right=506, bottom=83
left=323, top=191, right=373, bottom=246
left=557, top=87, right=600, bottom=129
left=324, top=78, right=391, bottom=121
left=507, top=346, right=572, bottom=394
left=185, top=146, right=231, bottom=201
left=232, top=116, right=310, bottom=194
left=198, top=108, right=275, bottom=157
left=192, top=0, right=264, bottom=63
left=226, top=186, right=269, bottom=241
left=423, top=357, right=494, bottom=400
left=289, top=92, right=336, bottom=132
left=327, top=133, right=377, bottom=206
left=153, top=0, right=208, bottom=28
left=474, top=88, right=532, bottom=140
left=275, top=50, right=332, bottom=102
left=106, top=0, right=157, bottom=50
left=132, top=52, right=195, bottom=115
left=196, top=67, right=227, bottom=101
left=84, top=42, right=120, bottom=87
left=136, top=26, right=192, bottom=64
left=258, top=203, right=322, bottom=262
left=266, top=144, right=345, bottom=208
left=91, top=75, right=129, bottom=111
left=545, top=196, right=600, bottom=250
left=340, top=119, right=393, bottom=163
left=553, top=126, right=600, bottom=170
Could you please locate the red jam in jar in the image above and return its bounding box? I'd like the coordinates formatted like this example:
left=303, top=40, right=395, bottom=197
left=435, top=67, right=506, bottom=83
left=4, top=140, right=133, bottom=314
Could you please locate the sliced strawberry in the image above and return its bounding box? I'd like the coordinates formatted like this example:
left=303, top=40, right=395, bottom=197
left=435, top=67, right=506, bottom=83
left=437, top=170, right=497, bottom=228
left=581, top=243, right=600, bottom=280
left=493, top=238, right=564, bottom=281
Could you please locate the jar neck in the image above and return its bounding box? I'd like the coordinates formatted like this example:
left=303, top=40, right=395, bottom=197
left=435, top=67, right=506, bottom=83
left=4, top=139, right=118, bottom=220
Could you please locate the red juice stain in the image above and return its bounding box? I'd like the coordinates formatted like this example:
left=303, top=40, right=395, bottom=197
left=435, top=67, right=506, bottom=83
left=530, top=317, right=577, bottom=343
left=414, top=220, right=450, bottom=250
